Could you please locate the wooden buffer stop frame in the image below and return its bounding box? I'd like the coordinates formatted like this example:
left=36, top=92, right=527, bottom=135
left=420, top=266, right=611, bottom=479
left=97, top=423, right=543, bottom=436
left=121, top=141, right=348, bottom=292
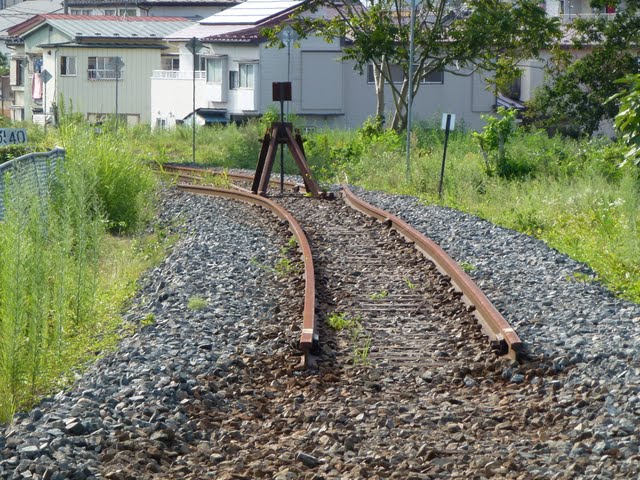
left=251, top=82, right=322, bottom=197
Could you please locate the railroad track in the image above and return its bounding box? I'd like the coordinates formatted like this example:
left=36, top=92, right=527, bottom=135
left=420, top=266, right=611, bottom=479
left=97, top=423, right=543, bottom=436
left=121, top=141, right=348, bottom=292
left=164, top=165, right=522, bottom=368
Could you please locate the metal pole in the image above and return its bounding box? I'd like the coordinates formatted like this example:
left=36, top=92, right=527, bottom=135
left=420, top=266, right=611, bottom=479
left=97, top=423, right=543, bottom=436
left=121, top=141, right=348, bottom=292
left=115, top=62, right=119, bottom=129
left=405, top=0, right=416, bottom=182
left=192, top=39, right=197, bottom=164
left=286, top=41, right=291, bottom=119
left=438, top=114, right=451, bottom=199
left=280, top=91, right=285, bottom=194
left=43, top=82, right=47, bottom=135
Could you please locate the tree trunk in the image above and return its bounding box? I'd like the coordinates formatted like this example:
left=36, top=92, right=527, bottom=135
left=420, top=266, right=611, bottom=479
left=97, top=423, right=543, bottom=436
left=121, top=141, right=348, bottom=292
left=373, top=62, right=385, bottom=122
left=390, top=79, right=410, bottom=131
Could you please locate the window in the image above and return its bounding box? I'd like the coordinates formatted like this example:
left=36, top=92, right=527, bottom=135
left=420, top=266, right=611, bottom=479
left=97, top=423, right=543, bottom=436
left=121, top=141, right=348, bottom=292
left=10, top=58, right=25, bottom=86
left=104, top=9, right=116, bottom=15
left=71, top=9, right=93, bottom=14
left=206, top=58, right=223, bottom=83
left=367, top=63, right=444, bottom=84
left=119, top=8, right=137, bottom=16
left=60, top=56, right=76, bottom=76
left=239, top=63, right=255, bottom=88
left=229, top=70, right=238, bottom=89
left=422, top=69, right=444, bottom=84
left=194, top=55, right=206, bottom=71
left=161, top=56, right=179, bottom=71
left=88, top=57, right=122, bottom=80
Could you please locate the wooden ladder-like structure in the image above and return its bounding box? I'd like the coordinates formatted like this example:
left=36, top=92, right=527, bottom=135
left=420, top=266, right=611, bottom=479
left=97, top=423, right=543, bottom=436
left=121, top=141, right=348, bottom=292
left=252, top=122, right=321, bottom=197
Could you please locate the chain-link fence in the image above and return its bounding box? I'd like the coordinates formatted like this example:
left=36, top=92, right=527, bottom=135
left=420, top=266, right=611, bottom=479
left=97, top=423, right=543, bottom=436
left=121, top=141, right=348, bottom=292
left=0, top=148, right=66, bottom=220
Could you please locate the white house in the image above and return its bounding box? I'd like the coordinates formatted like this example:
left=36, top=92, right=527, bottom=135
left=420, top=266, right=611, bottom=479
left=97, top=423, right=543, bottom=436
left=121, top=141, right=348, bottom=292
left=151, top=0, right=497, bottom=130
left=5, top=14, right=193, bottom=123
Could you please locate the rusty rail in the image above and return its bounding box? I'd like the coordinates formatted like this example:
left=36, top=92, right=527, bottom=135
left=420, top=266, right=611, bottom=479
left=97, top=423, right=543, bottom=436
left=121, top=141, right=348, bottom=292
left=341, top=184, right=523, bottom=359
left=160, top=164, right=305, bottom=193
left=176, top=183, right=317, bottom=367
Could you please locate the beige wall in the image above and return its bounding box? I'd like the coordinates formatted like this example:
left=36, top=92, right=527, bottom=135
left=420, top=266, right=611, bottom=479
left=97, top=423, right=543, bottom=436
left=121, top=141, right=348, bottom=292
left=48, top=46, right=161, bottom=123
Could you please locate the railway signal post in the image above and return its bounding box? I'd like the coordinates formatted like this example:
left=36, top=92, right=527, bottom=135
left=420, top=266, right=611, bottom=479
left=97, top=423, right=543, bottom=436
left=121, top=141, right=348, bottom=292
left=252, top=82, right=321, bottom=197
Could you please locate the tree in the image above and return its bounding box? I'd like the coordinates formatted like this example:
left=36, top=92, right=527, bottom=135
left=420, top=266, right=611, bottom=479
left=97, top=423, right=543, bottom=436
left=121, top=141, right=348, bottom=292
left=526, top=1, right=640, bottom=137
left=268, top=0, right=560, bottom=131
left=0, top=53, right=9, bottom=76
left=610, top=74, right=640, bottom=166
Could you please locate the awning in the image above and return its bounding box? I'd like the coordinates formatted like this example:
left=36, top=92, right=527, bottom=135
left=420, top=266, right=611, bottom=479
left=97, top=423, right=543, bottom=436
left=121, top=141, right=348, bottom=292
left=184, top=108, right=228, bottom=124
left=496, top=94, right=526, bottom=111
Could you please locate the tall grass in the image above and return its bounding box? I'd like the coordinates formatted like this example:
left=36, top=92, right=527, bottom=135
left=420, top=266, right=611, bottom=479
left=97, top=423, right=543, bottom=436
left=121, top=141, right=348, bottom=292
left=0, top=114, right=162, bottom=423
left=0, top=162, right=103, bottom=421
left=56, top=114, right=157, bottom=234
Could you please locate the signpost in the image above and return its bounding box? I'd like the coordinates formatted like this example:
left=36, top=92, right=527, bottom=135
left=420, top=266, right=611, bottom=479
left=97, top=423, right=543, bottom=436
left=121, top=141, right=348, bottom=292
left=114, top=57, right=125, bottom=128
left=277, top=26, right=298, bottom=118
left=272, top=82, right=292, bottom=194
left=41, top=69, right=52, bottom=133
left=0, top=129, right=27, bottom=145
left=438, top=113, right=456, bottom=199
left=186, top=37, right=204, bottom=164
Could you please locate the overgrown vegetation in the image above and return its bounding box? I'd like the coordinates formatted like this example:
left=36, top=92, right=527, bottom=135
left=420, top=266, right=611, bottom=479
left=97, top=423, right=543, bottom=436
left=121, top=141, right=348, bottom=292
left=0, top=114, right=162, bottom=423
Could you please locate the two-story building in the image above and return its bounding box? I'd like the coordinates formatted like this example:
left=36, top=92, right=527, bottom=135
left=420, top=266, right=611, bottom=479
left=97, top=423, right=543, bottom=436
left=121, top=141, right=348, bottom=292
left=5, top=14, right=193, bottom=124
left=151, top=0, right=496, bottom=130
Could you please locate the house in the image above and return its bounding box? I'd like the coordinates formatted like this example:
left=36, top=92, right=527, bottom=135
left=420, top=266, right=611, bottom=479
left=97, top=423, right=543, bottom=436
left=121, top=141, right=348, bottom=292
left=4, top=14, right=193, bottom=123
left=509, top=1, right=625, bottom=105
left=0, top=0, right=64, bottom=56
left=151, top=0, right=497, bottom=130
left=0, top=1, right=64, bottom=118
left=65, top=0, right=240, bottom=21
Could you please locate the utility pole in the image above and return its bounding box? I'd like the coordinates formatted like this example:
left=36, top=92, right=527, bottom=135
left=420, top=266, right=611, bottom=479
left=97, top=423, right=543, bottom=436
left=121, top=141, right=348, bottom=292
left=186, top=37, right=203, bottom=164
left=114, top=57, right=124, bottom=129
left=405, top=0, right=417, bottom=182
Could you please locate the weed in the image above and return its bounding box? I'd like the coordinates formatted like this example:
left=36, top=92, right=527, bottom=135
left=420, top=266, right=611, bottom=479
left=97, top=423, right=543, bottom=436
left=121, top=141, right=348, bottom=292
left=326, top=313, right=372, bottom=364
left=403, top=276, right=416, bottom=289
left=353, top=335, right=372, bottom=365
left=250, top=257, right=276, bottom=274
left=460, top=261, right=477, bottom=273
left=197, top=170, right=231, bottom=188
left=187, top=296, right=208, bottom=311
left=326, top=312, right=360, bottom=331
left=369, top=290, right=389, bottom=300
left=141, top=314, right=156, bottom=327
left=275, top=256, right=302, bottom=276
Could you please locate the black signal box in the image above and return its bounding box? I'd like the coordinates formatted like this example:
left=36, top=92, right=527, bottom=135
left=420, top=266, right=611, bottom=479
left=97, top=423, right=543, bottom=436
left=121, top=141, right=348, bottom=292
left=272, top=82, right=292, bottom=102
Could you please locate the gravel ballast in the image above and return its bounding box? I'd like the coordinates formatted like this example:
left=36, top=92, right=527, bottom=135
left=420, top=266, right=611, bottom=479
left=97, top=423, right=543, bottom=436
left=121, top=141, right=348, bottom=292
left=0, top=186, right=639, bottom=479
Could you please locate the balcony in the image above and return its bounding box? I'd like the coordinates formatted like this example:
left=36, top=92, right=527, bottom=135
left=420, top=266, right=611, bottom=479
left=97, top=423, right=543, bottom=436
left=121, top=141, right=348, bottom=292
left=152, top=70, right=206, bottom=80
left=556, top=12, right=617, bottom=23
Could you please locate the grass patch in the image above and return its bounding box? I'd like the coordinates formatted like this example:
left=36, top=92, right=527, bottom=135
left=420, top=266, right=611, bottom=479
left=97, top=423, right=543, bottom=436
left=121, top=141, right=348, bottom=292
left=369, top=290, right=389, bottom=300
left=187, top=295, right=208, bottom=311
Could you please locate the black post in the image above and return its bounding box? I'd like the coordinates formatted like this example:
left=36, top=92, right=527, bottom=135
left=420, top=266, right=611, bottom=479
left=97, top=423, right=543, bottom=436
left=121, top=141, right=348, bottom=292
left=279, top=83, right=285, bottom=194
left=192, top=38, right=197, bottom=164
left=438, top=114, right=451, bottom=200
